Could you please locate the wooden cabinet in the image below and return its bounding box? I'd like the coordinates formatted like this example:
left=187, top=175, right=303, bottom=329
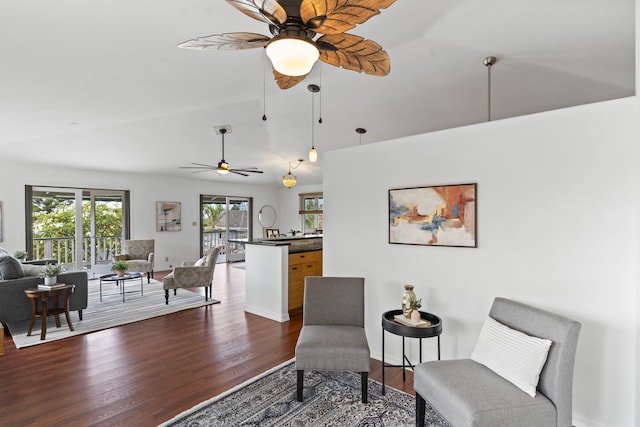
left=288, top=250, right=322, bottom=313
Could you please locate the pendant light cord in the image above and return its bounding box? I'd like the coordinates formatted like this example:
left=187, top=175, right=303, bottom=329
left=311, top=89, right=315, bottom=149
left=483, top=56, right=496, bottom=122
left=487, top=63, right=492, bottom=122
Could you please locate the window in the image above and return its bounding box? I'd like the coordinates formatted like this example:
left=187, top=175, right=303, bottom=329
left=299, top=192, right=323, bottom=234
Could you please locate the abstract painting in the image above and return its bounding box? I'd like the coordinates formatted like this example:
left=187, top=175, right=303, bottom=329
left=389, top=183, right=477, bottom=247
left=156, top=201, right=181, bottom=232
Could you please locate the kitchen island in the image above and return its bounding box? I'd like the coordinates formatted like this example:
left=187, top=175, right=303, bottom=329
left=234, top=235, right=322, bottom=322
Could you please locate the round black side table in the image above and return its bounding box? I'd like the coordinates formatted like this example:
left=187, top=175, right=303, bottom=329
left=381, top=309, right=442, bottom=395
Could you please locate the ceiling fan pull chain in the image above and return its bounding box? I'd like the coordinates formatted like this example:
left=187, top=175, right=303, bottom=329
left=262, top=51, right=268, bottom=121
left=318, top=65, right=323, bottom=124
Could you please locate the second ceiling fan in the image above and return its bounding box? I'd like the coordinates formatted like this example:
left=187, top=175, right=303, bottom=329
left=180, top=126, right=263, bottom=177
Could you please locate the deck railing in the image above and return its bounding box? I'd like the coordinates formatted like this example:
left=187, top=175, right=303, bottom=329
left=203, top=229, right=248, bottom=254
left=32, top=235, right=122, bottom=265
left=33, top=230, right=248, bottom=266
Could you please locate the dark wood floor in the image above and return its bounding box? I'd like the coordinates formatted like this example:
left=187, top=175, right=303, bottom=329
left=0, top=263, right=414, bottom=426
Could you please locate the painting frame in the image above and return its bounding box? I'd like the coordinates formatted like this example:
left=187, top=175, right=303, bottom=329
left=389, top=183, right=477, bottom=248
left=156, top=201, right=181, bottom=232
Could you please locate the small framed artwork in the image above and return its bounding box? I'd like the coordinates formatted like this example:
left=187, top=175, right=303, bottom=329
left=389, top=183, right=477, bottom=247
left=156, top=201, right=181, bottom=232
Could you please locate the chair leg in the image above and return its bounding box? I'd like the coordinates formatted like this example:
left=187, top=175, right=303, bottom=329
left=416, top=392, right=426, bottom=427
left=297, top=370, right=304, bottom=402
left=361, top=372, right=368, bottom=403
left=164, top=289, right=169, bottom=305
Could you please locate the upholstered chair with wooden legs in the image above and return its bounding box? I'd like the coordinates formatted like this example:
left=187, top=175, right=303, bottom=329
left=295, top=276, right=370, bottom=403
left=162, top=246, right=220, bottom=304
left=114, top=239, right=154, bottom=283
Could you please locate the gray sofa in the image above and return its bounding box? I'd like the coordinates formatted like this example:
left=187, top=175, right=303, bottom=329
left=0, top=250, right=88, bottom=323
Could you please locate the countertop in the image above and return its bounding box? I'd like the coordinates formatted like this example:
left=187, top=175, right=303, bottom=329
left=230, top=235, right=322, bottom=252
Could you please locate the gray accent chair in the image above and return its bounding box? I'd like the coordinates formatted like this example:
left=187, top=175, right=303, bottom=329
left=295, top=276, right=370, bottom=403
left=414, top=297, right=581, bottom=427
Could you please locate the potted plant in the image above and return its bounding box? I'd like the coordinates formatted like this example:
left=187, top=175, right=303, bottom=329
left=112, top=260, right=129, bottom=276
left=409, top=298, right=422, bottom=322
left=39, top=262, right=63, bottom=286
left=14, top=250, right=28, bottom=261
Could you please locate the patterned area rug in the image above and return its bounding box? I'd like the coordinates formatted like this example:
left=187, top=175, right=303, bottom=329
left=6, top=278, right=219, bottom=349
left=160, top=360, right=451, bottom=427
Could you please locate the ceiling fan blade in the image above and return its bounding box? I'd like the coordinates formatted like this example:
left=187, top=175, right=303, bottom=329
left=229, top=170, right=250, bottom=177
left=231, top=168, right=264, bottom=174
left=226, top=0, right=287, bottom=26
left=300, top=0, right=396, bottom=35
left=187, top=162, right=217, bottom=168
left=273, top=69, right=308, bottom=89
left=318, top=33, right=390, bottom=76
left=179, top=165, right=215, bottom=169
left=178, top=33, right=270, bottom=51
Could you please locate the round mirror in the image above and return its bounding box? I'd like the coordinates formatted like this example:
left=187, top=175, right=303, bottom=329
left=258, top=205, right=277, bottom=228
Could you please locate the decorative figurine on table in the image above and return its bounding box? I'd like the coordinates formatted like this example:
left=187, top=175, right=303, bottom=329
left=402, top=284, right=416, bottom=318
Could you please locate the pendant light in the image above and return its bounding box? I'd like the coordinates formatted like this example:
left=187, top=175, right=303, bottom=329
left=307, top=84, right=320, bottom=162
left=283, top=159, right=304, bottom=189
left=483, top=56, right=497, bottom=121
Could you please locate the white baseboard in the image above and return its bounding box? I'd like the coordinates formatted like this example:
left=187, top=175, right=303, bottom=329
left=244, top=305, right=290, bottom=323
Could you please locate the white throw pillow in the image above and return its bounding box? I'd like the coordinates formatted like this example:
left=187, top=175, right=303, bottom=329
left=22, top=264, right=46, bottom=277
left=194, top=256, right=207, bottom=267
left=470, top=316, right=552, bottom=397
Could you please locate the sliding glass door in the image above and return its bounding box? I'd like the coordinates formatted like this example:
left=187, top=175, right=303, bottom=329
left=200, top=195, right=252, bottom=263
left=27, top=186, right=129, bottom=275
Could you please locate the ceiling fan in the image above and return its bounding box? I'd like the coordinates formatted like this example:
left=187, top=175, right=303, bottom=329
left=178, top=0, right=396, bottom=89
left=180, top=126, right=264, bottom=177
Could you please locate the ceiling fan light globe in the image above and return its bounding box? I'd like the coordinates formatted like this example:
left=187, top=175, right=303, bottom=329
left=308, top=147, right=318, bottom=162
left=217, top=162, right=230, bottom=174
left=266, top=38, right=319, bottom=76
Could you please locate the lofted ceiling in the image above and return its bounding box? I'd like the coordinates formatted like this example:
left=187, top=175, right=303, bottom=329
left=0, top=0, right=635, bottom=187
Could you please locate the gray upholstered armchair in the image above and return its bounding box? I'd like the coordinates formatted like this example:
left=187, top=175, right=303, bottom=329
left=162, top=246, right=220, bottom=304
left=114, top=239, right=154, bottom=283
left=414, top=297, right=581, bottom=427
left=295, top=276, right=370, bottom=403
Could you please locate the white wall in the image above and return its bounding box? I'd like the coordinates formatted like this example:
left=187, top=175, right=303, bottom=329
left=0, top=160, right=283, bottom=270
left=323, top=97, right=638, bottom=427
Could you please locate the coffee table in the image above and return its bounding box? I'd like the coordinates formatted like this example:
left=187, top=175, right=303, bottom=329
left=24, top=284, right=76, bottom=340
left=99, top=272, right=144, bottom=302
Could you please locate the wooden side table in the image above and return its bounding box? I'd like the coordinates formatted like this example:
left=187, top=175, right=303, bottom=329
left=24, top=284, right=75, bottom=340
left=381, top=309, right=443, bottom=395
